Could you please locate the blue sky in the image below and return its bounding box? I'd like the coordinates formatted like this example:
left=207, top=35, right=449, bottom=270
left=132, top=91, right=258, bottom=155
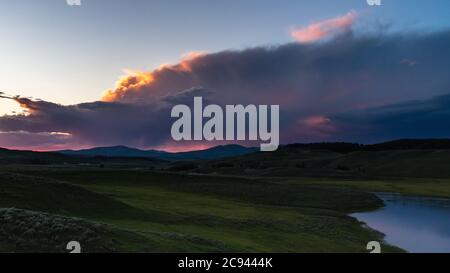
left=1, top=0, right=450, bottom=115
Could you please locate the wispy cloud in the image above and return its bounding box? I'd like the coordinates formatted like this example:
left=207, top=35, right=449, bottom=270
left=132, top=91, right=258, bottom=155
left=291, top=11, right=357, bottom=43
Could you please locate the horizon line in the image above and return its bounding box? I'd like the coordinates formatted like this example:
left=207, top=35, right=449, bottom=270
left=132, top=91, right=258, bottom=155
left=3, top=138, right=450, bottom=154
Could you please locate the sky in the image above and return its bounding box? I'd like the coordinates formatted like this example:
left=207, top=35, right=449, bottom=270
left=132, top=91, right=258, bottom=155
left=1, top=0, right=450, bottom=151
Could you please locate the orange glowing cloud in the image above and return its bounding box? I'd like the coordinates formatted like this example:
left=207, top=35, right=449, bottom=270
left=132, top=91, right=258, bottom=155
left=102, top=70, right=155, bottom=102
left=291, top=11, right=357, bottom=43
left=6, top=96, right=41, bottom=116
left=178, top=51, right=206, bottom=72
left=102, top=51, right=206, bottom=102
left=0, top=94, right=32, bottom=115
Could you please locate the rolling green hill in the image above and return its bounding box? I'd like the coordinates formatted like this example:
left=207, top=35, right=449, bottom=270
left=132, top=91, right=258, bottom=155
left=175, top=144, right=450, bottom=179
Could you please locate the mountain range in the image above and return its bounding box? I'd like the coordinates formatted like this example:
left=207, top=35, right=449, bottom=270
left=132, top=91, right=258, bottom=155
left=57, top=144, right=258, bottom=161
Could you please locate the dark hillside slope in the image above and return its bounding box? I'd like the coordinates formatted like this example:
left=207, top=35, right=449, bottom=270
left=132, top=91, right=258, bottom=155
left=175, top=141, right=450, bottom=178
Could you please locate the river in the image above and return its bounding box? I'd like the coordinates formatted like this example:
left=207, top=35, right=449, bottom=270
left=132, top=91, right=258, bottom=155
left=351, top=192, right=450, bottom=253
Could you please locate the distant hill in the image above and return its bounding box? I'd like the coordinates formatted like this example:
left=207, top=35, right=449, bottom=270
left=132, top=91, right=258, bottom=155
left=0, top=148, right=72, bottom=165
left=286, top=139, right=450, bottom=153
left=365, top=139, right=450, bottom=151
left=0, top=147, right=161, bottom=166
left=0, top=144, right=257, bottom=165
left=57, top=144, right=258, bottom=161
left=168, top=145, right=258, bottom=160
left=4, top=139, right=450, bottom=178
left=59, top=146, right=168, bottom=158
left=169, top=139, right=450, bottom=179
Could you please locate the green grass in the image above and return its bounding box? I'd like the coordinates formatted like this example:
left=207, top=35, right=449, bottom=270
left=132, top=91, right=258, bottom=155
left=0, top=208, right=156, bottom=253
left=0, top=172, right=238, bottom=252
left=290, top=177, right=450, bottom=198
left=0, top=168, right=403, bottom=253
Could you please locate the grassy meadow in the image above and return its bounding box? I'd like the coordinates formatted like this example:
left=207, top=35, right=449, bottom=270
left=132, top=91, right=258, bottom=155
left=0, top=168, right=404, bottom=253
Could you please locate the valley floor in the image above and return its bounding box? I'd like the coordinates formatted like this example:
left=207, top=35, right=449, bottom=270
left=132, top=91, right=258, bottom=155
left=0, top=166, right=420, bottom=253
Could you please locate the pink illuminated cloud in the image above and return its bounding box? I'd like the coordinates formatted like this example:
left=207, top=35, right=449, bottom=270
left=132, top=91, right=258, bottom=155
left=291, top=11, right=357, bottom=43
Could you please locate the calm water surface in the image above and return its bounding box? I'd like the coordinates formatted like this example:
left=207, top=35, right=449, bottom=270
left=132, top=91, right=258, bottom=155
left=351, top=193, right=450, bottom=253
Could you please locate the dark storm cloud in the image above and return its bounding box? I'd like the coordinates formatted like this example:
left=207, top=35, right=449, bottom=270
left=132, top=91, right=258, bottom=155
left=0, top=131, right=72, bottom=150
left=1, top=30, right=450, bottom=149
left=162, top=87, right=214, bottom=105
left=332, top=94, right=450, bottom=143
left=0, top=98, right=173, bottom=149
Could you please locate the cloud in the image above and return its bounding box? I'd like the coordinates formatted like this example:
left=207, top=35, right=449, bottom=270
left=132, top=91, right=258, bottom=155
left=291, top=11, right=357, bottom=43
left=0, top=131, right=74, bottom=151
left=400, top=59, right=420, bottom=67
left=100, top=28, right=450, bottom=110
left=102, top=51, right=208, bottom=103
left=332, top=94, right=450, bottom=143
left=291, top=116, right=336, bottom=141
left=0, top=98, right=172, bottom=149
left=162, top=87, right=213, bottom=105
left=1, top=28, right=450, bottom=150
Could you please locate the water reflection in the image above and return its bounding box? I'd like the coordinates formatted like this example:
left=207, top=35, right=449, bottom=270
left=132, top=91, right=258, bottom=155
left=351, top=193, right=450, bottom=253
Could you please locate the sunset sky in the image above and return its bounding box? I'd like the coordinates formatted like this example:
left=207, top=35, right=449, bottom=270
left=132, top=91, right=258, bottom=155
left=1, top=0, right=450, bottom=151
